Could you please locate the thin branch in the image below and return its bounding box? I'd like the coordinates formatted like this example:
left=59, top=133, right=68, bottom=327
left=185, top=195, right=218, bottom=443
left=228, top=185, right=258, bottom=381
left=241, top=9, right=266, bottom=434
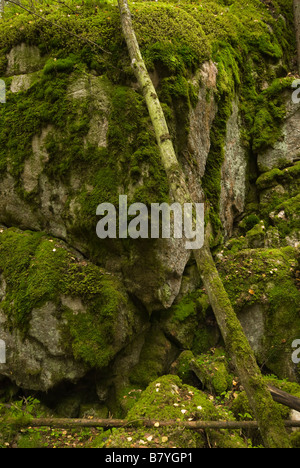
left=1, top=417, right=300, bottom=430
left=5, top=0, right=112, bottom=55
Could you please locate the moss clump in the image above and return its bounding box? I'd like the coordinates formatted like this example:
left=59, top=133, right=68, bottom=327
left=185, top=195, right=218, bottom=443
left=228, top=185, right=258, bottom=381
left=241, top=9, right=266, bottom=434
left=255, top=164, right=300, bottom=241
left=240, top=214, right=261, bottom=234
left=160, top=289, right=218, bottom=353
left=257, top=162, right=300, bottom=190
left=0, top=227, right=136, bottom=369
left=218, top=246, right=299, bottom=311
left=99, top=375, right=246, bottom=448
left=272, top=194, right=300, bottom=239
left=191, top=349, right=234, bottom=395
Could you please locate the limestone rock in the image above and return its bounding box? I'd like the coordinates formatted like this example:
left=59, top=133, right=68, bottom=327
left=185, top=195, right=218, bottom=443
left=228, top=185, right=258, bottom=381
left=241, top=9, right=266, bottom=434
left=220, top=100, right=248, bottom=237
left=0, top=228, right=150, bottom=392
left=187, top=61, right=218, bottom=180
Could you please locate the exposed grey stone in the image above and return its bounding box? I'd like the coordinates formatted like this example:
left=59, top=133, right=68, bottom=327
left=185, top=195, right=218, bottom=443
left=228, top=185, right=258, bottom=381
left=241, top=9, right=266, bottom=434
left=187, top=61, right=218, bottom=180
left=6, top=44, right=45, bottom=76
left=23, top=125, right=52, bottom=193
left=220, top=99, right=248, bottom=237
left=0, top=308, right=88, bottom=391
left=10, top=73, right=35, bottom=93
left=238, top=304, right=265, bottom=355
left=29, top=302, right=66, bottom=357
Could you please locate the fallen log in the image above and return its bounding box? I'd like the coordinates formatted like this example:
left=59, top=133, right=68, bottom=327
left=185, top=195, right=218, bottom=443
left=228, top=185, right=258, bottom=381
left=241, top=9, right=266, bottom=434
left=268, top=385, right=300, bottom=413
left=1, top=417, right=300, bottom=430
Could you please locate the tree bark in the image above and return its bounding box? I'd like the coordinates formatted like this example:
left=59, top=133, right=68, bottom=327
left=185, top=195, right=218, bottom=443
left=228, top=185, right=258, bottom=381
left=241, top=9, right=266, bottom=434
left=294, top=0, right=300, bottom=73
left=268, top=385, right=300, bottom=412
left=117, top=0, right=291, bottom=448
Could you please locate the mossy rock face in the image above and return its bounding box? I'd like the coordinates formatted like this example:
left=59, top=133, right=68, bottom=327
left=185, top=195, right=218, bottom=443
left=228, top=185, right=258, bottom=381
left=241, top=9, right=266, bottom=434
left=160, top=288, right=220, bottom=353
left=0, top=61, right=191, bottom=311
left=98, top=375, right=246, bottom=449
left=0, top=227, right=146, bottom=391
left=217, top=246, right=300, bottom=380
left=0, top=0, right=298, bottom=421
left=0, top=0, right=296, bottom=287
left=257, top=90, right=300, bottom=173
left=6, top=43, right=46, bottom=76
left=128, top=325, right=178, bottom=389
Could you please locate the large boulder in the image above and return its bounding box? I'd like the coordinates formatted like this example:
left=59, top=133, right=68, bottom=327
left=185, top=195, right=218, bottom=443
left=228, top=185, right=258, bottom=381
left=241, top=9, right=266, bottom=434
left=0, top=227, right=147, bottom=391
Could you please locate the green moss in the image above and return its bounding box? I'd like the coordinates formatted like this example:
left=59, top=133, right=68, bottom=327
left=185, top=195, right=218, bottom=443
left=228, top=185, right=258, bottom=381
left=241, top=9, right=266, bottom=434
left=256, top=163, right=300, bottom=237
left=245, top=221, right=266, bottom=248
left=129, top=326, right=173, bottom=388
left=257, top=162, right=300, bottom=190
left=273, top=194, right=300, bottom=238
left=0, top=227, right=135, bottom=369
left=240, top=214, right=261, bottom=233
left=133, top=3, right=211, bottom=64
left=100, top=375, right=246, bottom=448
left=232, top=375, right=300, bottom=425
left=0, top=0, right=296, bottom=242
left=191, top=349, right=233, bottom=395
left=173, top=350, right=195, bottom=383
left=160, top=289, right=218, bottom=353
left=75, top=84, right=170, bottom=257
left=218, top=246, right=299, bottom=311
left=217, top=246, right=300, bottom=378
left=171, top=290, right=202, bottom=322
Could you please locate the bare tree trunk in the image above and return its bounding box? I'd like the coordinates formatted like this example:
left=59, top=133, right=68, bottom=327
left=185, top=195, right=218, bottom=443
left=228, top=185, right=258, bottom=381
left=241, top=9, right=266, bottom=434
left=117, top=0, right=291, bottom=448
left=294, top=0, right=300, bottom=73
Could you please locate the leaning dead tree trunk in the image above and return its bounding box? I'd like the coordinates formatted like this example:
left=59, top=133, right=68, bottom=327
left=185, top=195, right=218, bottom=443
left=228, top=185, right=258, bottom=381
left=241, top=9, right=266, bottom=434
left=294, top=0, right=300, bottom=73
left=117, top=0, right=291, bottom=448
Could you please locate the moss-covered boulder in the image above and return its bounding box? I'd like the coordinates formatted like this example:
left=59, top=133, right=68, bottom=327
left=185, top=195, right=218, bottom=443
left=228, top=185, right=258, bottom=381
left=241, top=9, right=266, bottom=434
left=95, top=375, right=246, bottom=448
left=0, top=227, right=147, bottom=391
